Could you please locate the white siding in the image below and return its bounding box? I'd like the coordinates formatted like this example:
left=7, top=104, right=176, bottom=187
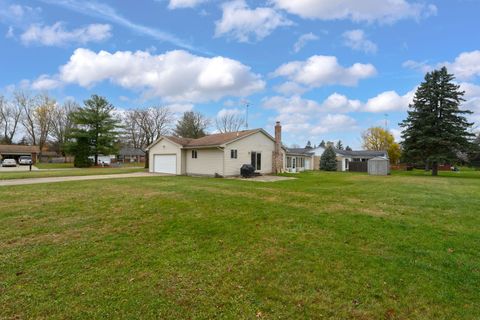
left=223, top=132, right=276, bottom=176
left=186, top=148, right=224, bottom=176
left=148, top=138, right=183, bottom=175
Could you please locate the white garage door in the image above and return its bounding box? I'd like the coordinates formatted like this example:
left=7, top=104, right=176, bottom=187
left=153, top=154, right=176, bottom=174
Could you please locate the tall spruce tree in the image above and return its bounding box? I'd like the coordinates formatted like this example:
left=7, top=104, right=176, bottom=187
left=319, top=140, right=326, bottom=148
left=320, top=145, right=337, bottom=171
left=400, top=67, right=474, bottom=176
left=69, top=95, right=120, bottom=166
left=335, top=140, right=344, bottom=150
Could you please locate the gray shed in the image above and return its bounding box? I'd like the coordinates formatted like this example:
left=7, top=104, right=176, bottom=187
left=368, top=157, right=390, bottom=176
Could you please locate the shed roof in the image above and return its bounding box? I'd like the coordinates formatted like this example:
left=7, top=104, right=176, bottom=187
left=286, top=148, right=315, bottom=156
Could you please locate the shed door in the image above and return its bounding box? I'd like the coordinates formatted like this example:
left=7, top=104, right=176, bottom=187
left=153, top=154, right=176, bottom=174
left=305, top=158, right=311, bottom=170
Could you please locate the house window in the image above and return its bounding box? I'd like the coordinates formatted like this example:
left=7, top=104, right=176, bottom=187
left=299, top=157, right=304, bottom=168
left=287, top=156, right=292, bottom=168
left=251, top=152, right=261, bottom=170
left=192, top=150, right=198, bottom=159
left=230, top=149, right=238, bottom=159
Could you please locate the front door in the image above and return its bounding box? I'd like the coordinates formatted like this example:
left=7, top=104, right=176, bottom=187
left=292, top=157, right=296, bottom=171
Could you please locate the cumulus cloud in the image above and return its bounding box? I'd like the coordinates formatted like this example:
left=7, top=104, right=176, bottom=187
left=167, top=0, right=206, bottom=9
left=364, top=89, right=415, bottom=113
left=32, top=48, right=265, bottom=103
left=342, top=29, right=377, bottom=54
left=293, top=32, right=319, bottom=53
left=273, top=81, right=308, bottom=96
left=404, top=51, right=480, bottom=81
left=20, top=22, right=112, bottom=46
left=272, top=55, right=377, bottom=89
left=271, top=0, right=437, bottom=23
left=215, top=0, right=293, bottom=42
left=312, top=114, right=358, bottom=134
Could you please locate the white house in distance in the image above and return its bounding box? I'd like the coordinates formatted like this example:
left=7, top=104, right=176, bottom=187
left=147, top=122, right=315, bottom=176
left=312, top=146, right=388, bottom=171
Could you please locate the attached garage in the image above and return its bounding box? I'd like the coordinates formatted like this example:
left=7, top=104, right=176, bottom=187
left=153, top=154, right=176, bottom=174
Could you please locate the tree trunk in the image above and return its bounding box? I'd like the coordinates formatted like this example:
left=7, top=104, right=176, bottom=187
left=144, top=150, right=149, bottom=169
left=95, top=154, right=98, bottom=166
left=431, top=161, right=438, bottom=176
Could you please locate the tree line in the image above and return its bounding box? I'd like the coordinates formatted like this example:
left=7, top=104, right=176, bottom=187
left=0, top=91, right=247, bottom=167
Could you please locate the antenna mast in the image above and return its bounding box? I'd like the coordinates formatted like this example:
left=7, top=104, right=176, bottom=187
left=242, top=100, right=250, bottom=129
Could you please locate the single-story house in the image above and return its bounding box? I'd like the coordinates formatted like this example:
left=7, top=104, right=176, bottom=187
left=312, top=146, right=388, bottom=171
left=0, top=144, right=40, bottom=163
left=285, top=148, right=315, bottom=172
left=117, top=147, right=146, bottom=163
left=146, top=122, right=286, bottom=176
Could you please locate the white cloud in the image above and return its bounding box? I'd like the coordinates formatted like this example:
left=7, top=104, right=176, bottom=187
left=342, top=29, right=377, bottom=54
left=30, top=74, right=62, bottom=90
left=442, top=51, right=480, bottom=81
left=32, top=48, right=265, bottom=103
left=321, top=93, right=362, bottom=112
left=272, top=55, right=376, bottom=89
left=273, top=81, right=307, bottom=96
left=312, top=114, right=358, bottom=134
left=404, top=51, right=480, bottom=81
left=166, top=103, right=194, bottom=113
left=364, top=89, right=415, bottom=113
left=0, top=4, right=42, bottom=26
left=215, top=0, right=293, bottom=42
left=168, top=0, right=206, bottom=9
left=293, top=32, right=318, bottom=53
left=20, top=22, right=112, bottom=46
left=217, top=108, right=245, bottom=118
left=271, top=0, right=437, bottom=23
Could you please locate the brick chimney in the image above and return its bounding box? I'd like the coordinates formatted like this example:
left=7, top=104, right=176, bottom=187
left=273, top=121, right=283, bottom=173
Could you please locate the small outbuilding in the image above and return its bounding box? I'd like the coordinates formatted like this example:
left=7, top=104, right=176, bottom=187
left=368, top=157, right=390, bottom=176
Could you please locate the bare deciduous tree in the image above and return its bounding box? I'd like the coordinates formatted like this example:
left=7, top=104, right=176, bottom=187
left=124, top=107, right=172, bottom=149
left=0, top=95, right=22, bottom=144
left=34, top=93, right=56, bottom=157
left=215, top=112, right=245, bottom=133
left=16, top=91, right=38, bottom=145
left=51, top=99, right=78, bottom=154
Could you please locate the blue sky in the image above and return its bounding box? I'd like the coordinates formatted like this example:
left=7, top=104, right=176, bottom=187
left=1, top=0, right=480, bottom=148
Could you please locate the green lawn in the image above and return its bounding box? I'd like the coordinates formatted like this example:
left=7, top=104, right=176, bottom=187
left=0, top=170, right=479, bottom=319
left=34, top=162, right=75, bottom=169
left=0, top=167, right=145, bottom=180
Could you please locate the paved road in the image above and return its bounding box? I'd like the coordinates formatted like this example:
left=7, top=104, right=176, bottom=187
left=0, top=172, right=165, bottom=187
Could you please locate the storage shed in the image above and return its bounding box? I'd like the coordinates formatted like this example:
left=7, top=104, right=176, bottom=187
left=368, top=157, right=390, bottom=176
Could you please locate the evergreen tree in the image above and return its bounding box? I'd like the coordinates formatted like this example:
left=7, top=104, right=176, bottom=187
left=174, top=111, right=209, bottom=138
left=335, top=140, right=344, bottom=150
left=345, top=146, right=352, bottom=151
left=72, top=135, right=92, bottom=168
left=320, top=145, right=337, bottom=171
left=319, top=140, right=326, bottom=148
left=69, top=95, right=120, bottom=166
left=305, top=140, right=312, bottom=149
left=400, top=67, right=474, bottom=176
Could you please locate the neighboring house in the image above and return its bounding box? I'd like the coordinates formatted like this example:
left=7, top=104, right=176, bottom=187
left=146, top=122, right=285, bottom=176
left=0, top=145, right=40, bottom=163
left=118, top=147, right=146, bottom=163
left=285, top=148, right=315, bottom=172
left=312, top=146, right=388, bottom=171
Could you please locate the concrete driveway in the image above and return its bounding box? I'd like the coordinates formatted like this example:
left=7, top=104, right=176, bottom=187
left=0, top=172, right=166, bottom=187
left=0, top=165, right=39, bottom=172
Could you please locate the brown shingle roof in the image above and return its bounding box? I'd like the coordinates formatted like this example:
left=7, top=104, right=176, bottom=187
left=0, top=144, right=40, bottom=154
left=165, top=129, right=261, bottom=147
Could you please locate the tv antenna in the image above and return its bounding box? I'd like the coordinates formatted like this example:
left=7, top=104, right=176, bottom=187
left=241, top=99, right=250, bottom=129
left=384, top=113, right=389, bottom=131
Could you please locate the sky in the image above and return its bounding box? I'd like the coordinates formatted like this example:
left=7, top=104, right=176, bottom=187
left=1, top=0, right=480, bottom=148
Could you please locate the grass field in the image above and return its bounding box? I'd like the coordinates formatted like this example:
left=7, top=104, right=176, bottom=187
left=0, top=167, right=145, bottom=180
left=34, top=163, right=75, bottom=169
left=0, top=170, right=479, bottom=319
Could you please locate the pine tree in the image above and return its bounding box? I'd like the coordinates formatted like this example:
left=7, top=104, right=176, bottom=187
left=320, top=145, right=337, bottom=171
left=335, top=140, right=344, bottom=150
left=400, top=67, right=474, bottom=176
left=305, top=140, right=312, bottom=149
left=174, top=111, right=209, bottom=138
left=319, top=140, right=326, bottom=148
left=72, top=135, right=92, bottom=168
left=69, top=95, right=120, bottom=166
left=345, top=146, right=352, bottom=151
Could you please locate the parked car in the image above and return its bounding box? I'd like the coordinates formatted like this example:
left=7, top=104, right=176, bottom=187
left=1, top=159, right=17, bottom=167
left=18, top=156, right=33, bottom=165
